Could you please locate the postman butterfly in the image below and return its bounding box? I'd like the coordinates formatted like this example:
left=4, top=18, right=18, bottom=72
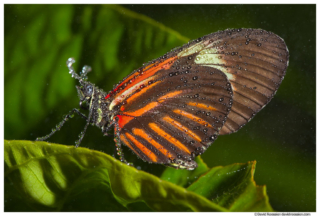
left=37, top=28, right=289, bottom=170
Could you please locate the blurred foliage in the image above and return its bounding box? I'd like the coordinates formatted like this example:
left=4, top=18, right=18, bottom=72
left=4, top=4, right=315, bottom=212
left=5, top=140, right=272, bottom=211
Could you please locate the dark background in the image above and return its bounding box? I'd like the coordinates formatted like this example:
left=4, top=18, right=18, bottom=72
left=4, top=4, right=316, bottom=212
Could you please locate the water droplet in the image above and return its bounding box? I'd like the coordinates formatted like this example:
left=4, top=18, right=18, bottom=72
left=209, top=135, right=215, bottom=140
left=191, top=152, right=196, bottom=158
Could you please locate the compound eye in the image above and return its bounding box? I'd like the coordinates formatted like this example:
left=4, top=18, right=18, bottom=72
left=86, top=85, right=93, bottom=95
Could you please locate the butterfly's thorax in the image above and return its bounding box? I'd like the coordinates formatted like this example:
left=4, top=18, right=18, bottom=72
left=91, top=92, right=109, bottom=128
left=77, top=81, right=115, bottom=130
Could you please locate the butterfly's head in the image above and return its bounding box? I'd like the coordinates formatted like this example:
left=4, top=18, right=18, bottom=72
left=66, top=58, right=94, bottom=109
left=75, top=83, right=94, bottom=110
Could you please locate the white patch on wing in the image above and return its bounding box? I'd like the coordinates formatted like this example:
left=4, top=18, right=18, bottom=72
left=194, top=48, right=235, bottom=81
left=177, top=42, right=206, bottom=57
left=178, top=41, right=235, bottom=81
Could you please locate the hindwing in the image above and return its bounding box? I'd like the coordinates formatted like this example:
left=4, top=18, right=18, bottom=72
left=116, top=64, right=232, bottom=168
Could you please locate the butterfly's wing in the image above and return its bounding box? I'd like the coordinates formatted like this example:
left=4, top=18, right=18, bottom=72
left=176, top=28, right=289, bottom=134
left=107, top=28, right=289, bottom=169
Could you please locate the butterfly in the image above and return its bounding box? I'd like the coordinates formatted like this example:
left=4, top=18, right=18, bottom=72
left=37, top=28, right=289, bottom=170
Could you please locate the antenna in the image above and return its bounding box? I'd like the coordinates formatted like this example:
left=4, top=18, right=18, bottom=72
left=66, top=58, right=92, bottom=82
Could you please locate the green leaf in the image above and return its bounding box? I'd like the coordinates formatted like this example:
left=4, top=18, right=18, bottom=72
left=4, top=140, right=227, bottom=212
left=160, top=156, right=209, bottom=188
left=5, top=140, right=273, bottom=212
left=187, top=161, right=273, bottom=212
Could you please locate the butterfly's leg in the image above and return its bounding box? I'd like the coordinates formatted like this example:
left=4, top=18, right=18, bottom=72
left=113, top=121, right=133, bottom=166
left=36, top=108, right=87, bottom=142
left=102, top=122, right=115, bottom=137
left=101, top=123, right=117, bottom=156
left=73, top=98, right=96, bottom=147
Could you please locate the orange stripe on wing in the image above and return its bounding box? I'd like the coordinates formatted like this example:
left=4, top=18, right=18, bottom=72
left=140, top=56, right=178, bottom=78
left=149, top=122, right=190, bottom=154
left=124, top=101, right=158, bottom=117
left=123, top=90, right=183, bottom=116
left=188, top=102, right=217, bottom=111
left=162, top=116, right=202, bottom=142
left=125, top=132, right=157, bottom=162
left=133, top=128, right=174, bottom=160
left=158, top=90, right=183, bottom=102
left=120, top=134, right=140, bottom=156
left=173, top=109, right=213, bottom=128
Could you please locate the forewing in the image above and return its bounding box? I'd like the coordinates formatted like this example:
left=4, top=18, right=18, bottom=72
left=177, top=28, right=289, bottom=134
